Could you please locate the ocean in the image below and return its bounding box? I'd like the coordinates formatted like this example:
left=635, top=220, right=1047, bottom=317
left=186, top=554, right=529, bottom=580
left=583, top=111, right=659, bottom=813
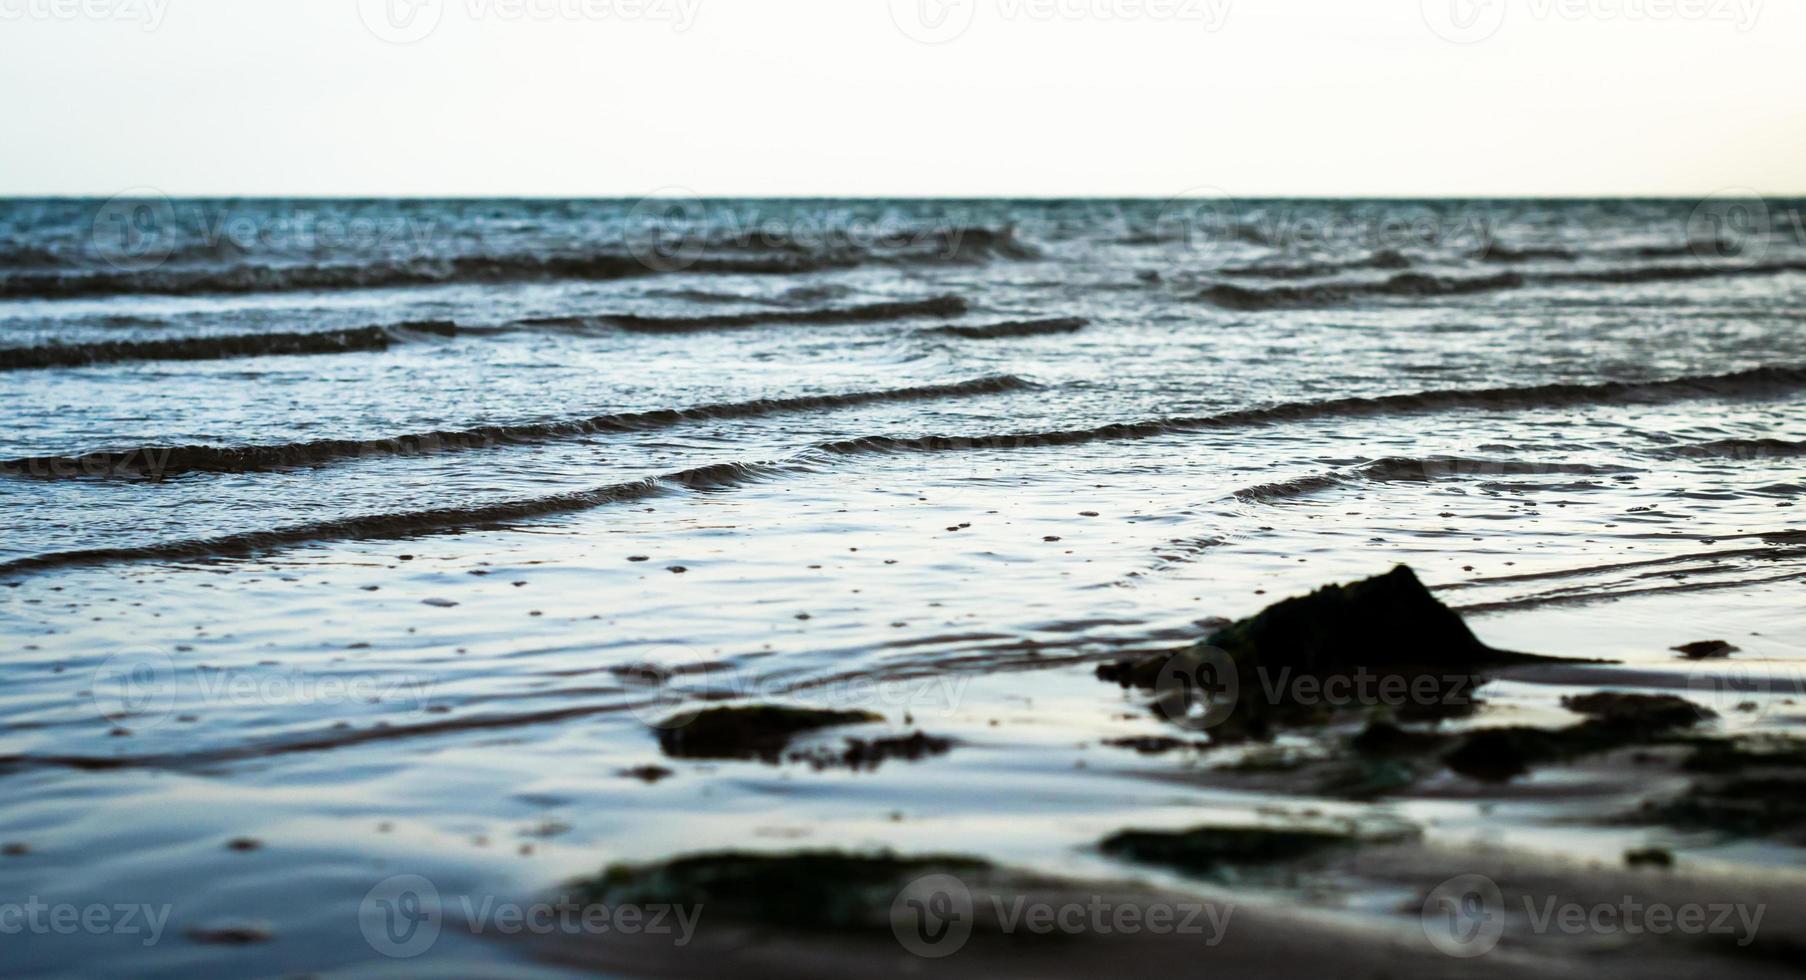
left=1, top=197, right=1803, bottom=976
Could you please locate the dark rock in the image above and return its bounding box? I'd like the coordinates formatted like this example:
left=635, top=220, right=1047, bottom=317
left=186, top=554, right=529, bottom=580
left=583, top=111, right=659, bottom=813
left=1205, top=565, right=1536, bottom=675
left=1099, top=566, right=1546, bottom=736
left=655, top=705, right=881, bottom=761
left=1102, top=736, right=1204, bottom=755
left=790, top=731, right=953, bottom=771
left=1652, top=776, right=1806, bottom=842
left=1350, top=721, right=1452, bottom=757
left=1673, top=640, right=1738, bottom=660
left=1561, top=692, right=1706, bottom=729
left=622, top=765, right=675, bottom=783
left=577, top=851, right=990, bottom=931
left=1099, top=825, right=1358, bottom=877
left=1625, top=847, right=1674, bottom=869
left=1446, top=694, right=1712, bottom=782
left=186, top=923, right=273, bottom=945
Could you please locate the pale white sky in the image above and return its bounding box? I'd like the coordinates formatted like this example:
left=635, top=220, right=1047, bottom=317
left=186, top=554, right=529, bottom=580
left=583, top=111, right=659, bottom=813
left=0, top=0, right=1800, bottom=196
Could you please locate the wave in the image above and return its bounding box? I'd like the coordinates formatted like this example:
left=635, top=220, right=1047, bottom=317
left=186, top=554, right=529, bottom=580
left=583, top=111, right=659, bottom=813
left=1479, top=244, right=1579, bottom=263
left=0, top=460, right=798, bottom=577
left=1650, top=437, right=1806, bottom=460
left=0, top=322, right=457, bottom=371
left=814, top=365, right=1806, bottom=458
left=923, top=317, right=1087, bottom=340
left=1479, top=241, right=1739, bottom=264
left=1218, top=250, right=1412, bottom=279
left=1200, top=259, right=1806, bottom=309
left=0, top=227, right=1036, bottom=300
left=600, top=296, right=968, bottom=334
left=1452, top=569, right=1806, bottom=615
left=1232, top=457, right=1637, bottom=502
left=1199, top=272, right=1525, bottom=310
left=3, top=365, right=1801, bottom=575
left=1539, top=260, right=1806, bottom=286
left=0, top=375, right=1032, bottom=480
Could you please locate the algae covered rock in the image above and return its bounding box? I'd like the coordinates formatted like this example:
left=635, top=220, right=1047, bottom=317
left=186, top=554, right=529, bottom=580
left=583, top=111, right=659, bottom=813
left=1098, top=565, right=1543, bottom=735
left=1097, top=823, right=1406, bottom=880
left=577, top=850, right=991, bottom=931
left=1201, top=564, right=1529, bottom=676
left=655, top=705, right=882, bottom=761
left=1445, top=692, right=1714, bottom=782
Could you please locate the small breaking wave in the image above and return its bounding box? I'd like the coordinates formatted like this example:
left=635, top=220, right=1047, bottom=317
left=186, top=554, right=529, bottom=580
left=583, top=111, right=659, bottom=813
left=1232, top=457, right=1640, bottom=502
left=922, top=317, right=1088, bottom=340
left=1, top=375, right=1032, bottom=480
left=0, top=460, right=797, bottom=577
left=3, top=365, right=1800, bottom=574
left=601, top=296, right=968, bottom=334
left=0, top=322, right=457, bottom=371
left=1539, top=260, right=1806, bottom=286
left=0, top=227, right=1037, bottom=300
left=1649, top=437, right=1806, bottom=460
left=1218, top=250, right=1412, bottom=279
left=1199, top=272, right=1525, bottom=310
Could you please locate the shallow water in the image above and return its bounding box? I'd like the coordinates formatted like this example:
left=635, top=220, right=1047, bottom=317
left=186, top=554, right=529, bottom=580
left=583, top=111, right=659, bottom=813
left=2, top=198, right=1804, bottom=976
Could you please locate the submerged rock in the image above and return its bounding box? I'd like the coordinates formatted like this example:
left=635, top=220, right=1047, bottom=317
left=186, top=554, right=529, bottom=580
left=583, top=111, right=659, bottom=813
left=789, top=731, right=954, bottom=771
left=654, top=705, right=882, bottom=761
left=1200, top=565, right=1530, bottom=675
left=1098, top=565, right=1545, bottom=735
left=577, top=851, right=990, bottom=931
left=1673, top=640, right=1739, bottom=660
left=1098, top=825, right=1364, bottom=877
left=1625, top=847, right=1675, bottom=869
left=1445, top=692, right=1713, bottom=782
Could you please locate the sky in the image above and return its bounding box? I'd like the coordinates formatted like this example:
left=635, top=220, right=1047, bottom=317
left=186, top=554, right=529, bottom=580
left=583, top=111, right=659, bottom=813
left=0, top=0, right=1800, bottom=197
